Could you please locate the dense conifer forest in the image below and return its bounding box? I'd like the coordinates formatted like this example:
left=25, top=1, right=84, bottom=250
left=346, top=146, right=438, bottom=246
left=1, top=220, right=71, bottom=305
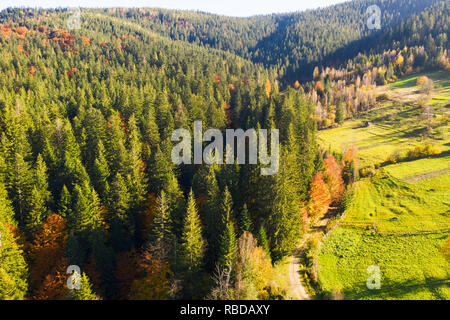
left=0, top=0, right=448, bottom=300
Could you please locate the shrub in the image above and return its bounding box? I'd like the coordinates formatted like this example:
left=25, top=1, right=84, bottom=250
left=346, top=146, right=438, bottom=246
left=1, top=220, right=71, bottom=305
left=386, top=144, right=441, bottom=163
left=416, top=76, right=429, bottom=86
left=359, top=166, right=376, bottom=178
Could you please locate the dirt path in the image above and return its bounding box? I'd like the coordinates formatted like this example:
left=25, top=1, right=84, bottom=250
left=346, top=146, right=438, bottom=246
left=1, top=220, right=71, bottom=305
left=289, top=235, right=312, bottom=300
left=288, top=209, right=339, bottom=300
left=403, top=167, right=450, bottom=183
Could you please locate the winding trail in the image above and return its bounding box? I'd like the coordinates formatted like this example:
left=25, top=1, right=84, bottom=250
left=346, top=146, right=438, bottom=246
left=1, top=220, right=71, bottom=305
left=289, top=213, right=334, bottom=300
left=289, top=235, right=312, bottom=300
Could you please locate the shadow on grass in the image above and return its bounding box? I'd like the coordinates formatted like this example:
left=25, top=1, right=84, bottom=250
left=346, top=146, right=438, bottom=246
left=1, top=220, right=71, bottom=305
left=379, top=149, right=450, bottom=168
left=341, top=277, right=450, bottom=300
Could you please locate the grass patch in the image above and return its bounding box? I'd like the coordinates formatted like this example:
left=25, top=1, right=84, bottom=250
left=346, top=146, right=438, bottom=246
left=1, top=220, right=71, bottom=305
left=342, top=175, right=450, bottom=233
left=384, top=155, right=450, bottom=181
left=317, top=71, right=450, bottom=300
left=318, top=71, right=449, bottom=167
left=318, top=228, right=450, bottom=300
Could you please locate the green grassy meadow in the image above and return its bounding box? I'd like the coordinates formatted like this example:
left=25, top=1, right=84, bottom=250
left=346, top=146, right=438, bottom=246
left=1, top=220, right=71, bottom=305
left=317, top=71, right=450, bottom=167
left=318, top=228, right=449, bottom=300
left=316, top=71, right=450, bottom=300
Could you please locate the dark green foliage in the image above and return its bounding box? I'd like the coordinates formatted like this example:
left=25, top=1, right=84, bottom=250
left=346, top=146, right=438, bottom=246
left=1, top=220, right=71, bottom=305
left=0, top=1, right=444, bottom=299
left=0, top=223, right=28, bottom=299
left=66, top=273, right=98, bottom=300
left=218, top=187, right=237, bottom=271
left=238, top=204, right=252, bottom=235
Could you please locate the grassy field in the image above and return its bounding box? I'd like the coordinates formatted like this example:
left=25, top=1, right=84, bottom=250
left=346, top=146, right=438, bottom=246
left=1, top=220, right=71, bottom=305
left=317, top=71, right=449, bottom=167
left=384, top=155, right=450, bottom=181
left=316, top=71, right=450, bottom=300
left=341, top=174, right=450, bottom=233
left=318, top=228, right=449, bottom=300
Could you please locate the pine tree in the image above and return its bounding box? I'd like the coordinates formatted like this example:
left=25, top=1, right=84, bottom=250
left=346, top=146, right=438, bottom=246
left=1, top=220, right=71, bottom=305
left=149, top=191, right=173, bottom=254
left=268, top=146, right=303, bottom=261
left=148, top=143, right=184, bottom=234
left=0, top=182, right=15, bottom=225
left=198, top=165, right=221, bottom=265
left=104, top=111, right=128, bottom=177
left=141, top=106, right=161, bottom=150
left=180, top=190, right=205, bottom=272
left=109, top=173, right=133, bottom=252
left=257, top=225, right=271, bottom=258
left=71, top=182, right=104, bottom=249
left=218, top=187, right=237, bottom=271
left=154, top=93, right=174, bottom=142
left=25, top=186, right=46, bottom=237
left=335, top=99, right=344, bottom=125
left=125, top=115, right=148, bottom=212
left=0, top=223, right=28, bottom=299
left=66, top=273, right=99, bottom=300
left=92, top=141, right=110, bottom=200
left=24, top=154, right=51, bottom=237
left=8, top=152, right=32, bottom=225
left=238, top=203, right=252, bottom=235
left=58, top=185, right=72, bottom=218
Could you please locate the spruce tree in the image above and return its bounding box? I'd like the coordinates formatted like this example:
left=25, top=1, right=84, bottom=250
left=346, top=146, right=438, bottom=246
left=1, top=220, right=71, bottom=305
left=218, top=187, right=237, bottom=271
left=0, top=182, right=15, bottom=225
left=238, top=203, right=252, bottom=235
left=92, top=141, right=110, bottom=200
left=58, top=185, right=72, bottom=218
left=0, top=223, right=28, bottom=299
left=149, top=191, right=173, bottom=254
left=126, top=115, right=148, bottom=212
left=8, top=153, right=32, bottom=224
left=66, top=273, right=99, bottom=300
left=257, top=225, right=271, bottom=258
left=180, top=190, right=205, bottom=272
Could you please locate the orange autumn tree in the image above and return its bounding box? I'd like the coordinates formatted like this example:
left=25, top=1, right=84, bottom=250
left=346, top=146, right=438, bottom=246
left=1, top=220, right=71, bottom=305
left=308, top=172, right=331, bottom=222
left=323, top=155, right=345, bottom=204
left=342, top=146, right=359, bottom=184
left=34, top=258, right=70, bottom=300
left=442, top=235, right=450, bottom=260
left=30, top=213, right=68, bottom=299
left=114, top=250, right=138, bottom=299
left=135, top=193, right=158, bottom=244
left=129, top=246, right=172, bottom=300
left=265, top=79, right=272, bottom=98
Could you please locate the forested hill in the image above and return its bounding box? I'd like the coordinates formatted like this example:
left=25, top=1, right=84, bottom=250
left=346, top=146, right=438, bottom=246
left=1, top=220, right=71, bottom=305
left=89, top=0, right=443, bottom=81
left=0, top=0, right=448, bottom=300
left=0, top=5, right=317, bottom=300
left=0, top=0, right=445, bottom=82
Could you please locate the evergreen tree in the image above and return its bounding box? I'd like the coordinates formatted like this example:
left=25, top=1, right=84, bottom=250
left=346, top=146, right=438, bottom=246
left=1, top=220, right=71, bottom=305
left=0, top=223, right=28, bottom=299
left=109, top=173, right=133, bottom=252
left=238, top=203, right=252, bottom=235
left=66, top=273, right=99, bottom=300
left=218, top=187, right=237, bottom=271
left=149, top=191, right=173, bottom=254
left=125, top=115, right=148, bottom=212
left=335, top=99, right=344, bottom=125
left=8, top=153, right=32, bottom=224
left=0, top=182, right=15, bottom=225
left=58, top=185, right=72, bottom=218
left=180, top=190, right=205, bottom=272
left=257, top=225, right=271, bottom=258
left=92, top=141, right=110, bottom=200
